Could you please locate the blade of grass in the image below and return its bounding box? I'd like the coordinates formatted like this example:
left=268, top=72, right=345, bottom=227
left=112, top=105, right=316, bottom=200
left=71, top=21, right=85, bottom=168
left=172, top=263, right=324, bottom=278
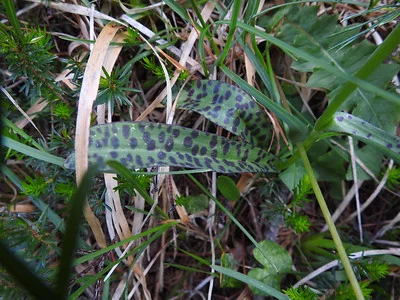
left=2, top=136, right=65, bottom=167
left=0, top=240, right=58, bottom=299
left=214, top=0, right=241, bottom=66
left=187, top=174, right=279, bottom=273
left=223, top=21, right=400, bottom=106
left=3, top=0, right=22, bottom=41
left=315, top=24, right=400, bottom=130
left=56, top=167, right=97, bottom=296
left=212, top=266, right=289, bottom=300
left=70, top=222, right=177, bottom=299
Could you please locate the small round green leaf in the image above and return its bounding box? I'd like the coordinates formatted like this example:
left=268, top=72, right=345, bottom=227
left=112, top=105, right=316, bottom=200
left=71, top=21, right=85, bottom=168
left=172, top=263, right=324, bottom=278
left=217, top=175, right=240, bottom=201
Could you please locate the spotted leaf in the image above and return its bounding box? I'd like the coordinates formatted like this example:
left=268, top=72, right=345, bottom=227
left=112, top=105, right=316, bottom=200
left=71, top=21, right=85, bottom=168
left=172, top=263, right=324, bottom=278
left=328, top=112, right=400, bottom=163
left=64, top=122, right=276, bottom=174
left=179, top=80, right=271, bottom=148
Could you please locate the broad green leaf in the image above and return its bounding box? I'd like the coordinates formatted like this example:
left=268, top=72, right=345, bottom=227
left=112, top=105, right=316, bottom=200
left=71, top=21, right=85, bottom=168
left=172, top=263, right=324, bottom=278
left=212, top=265, right=290, bottom=300
left=327, top=112, right=400, bottom=163
left=175, top=194, right=209, bottom=213
left=277, top=6, right=400, bottom=131
left=252, top=240, right=292, bottom=273
left=220, top=253, right=243, bottom=288
left=64, top=122, right=276, bottom=174
left=248, top=268, right=281, bottom=292
left=217, top=175, right=240, bottom=201
left=248, top=240, right=293, bottom=295
left=179, top=80, right=272, bottom=148
left=345, top=144, right=383, bottom=180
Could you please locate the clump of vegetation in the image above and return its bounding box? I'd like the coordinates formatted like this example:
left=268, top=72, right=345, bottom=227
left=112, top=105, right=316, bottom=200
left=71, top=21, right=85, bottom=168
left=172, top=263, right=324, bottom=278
left=1, top=0, right=400, bottom=299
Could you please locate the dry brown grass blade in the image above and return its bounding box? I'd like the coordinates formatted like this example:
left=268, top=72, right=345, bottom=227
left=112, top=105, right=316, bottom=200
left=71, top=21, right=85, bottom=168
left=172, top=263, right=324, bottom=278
left=14, top=98, right=48, bottom=129
left=75, top=22, right=122, bottom=248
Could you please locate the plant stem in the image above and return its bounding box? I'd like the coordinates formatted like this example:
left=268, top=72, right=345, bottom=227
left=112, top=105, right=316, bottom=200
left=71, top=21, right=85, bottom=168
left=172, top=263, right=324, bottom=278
left=298, top=144, right=364, bottom=300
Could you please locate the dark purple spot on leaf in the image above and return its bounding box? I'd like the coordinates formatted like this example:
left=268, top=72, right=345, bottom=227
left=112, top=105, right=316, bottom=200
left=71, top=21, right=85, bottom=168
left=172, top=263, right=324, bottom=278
left=184, top=136, right=193, bottom=148
left=387, top=143, right=393, bottom=149
left=122, top=125, right=130, bottom=139
left=165, top=137, right=174, bottom=152
left=111, top=137, right=119, bottom=149
left=243, top=149, right=249, bottom=161
left=200, top=147, right=207, bottom=155
left=147, top=139, right=156, bottom=151
left=158, top=151, right=166, bottom=160
left=158, top=131, right=166, bottom=143
left=194, top=157, right=202, bottom=167
left=169, top=156, right=177, bottom=164
left=130, top=138, right=138, bottom=149
left=218, top=165, right=226, bottom=172
left=172, top=129, right=180, bottom=138
left=337, top=116, right=344, bottom=122
left=223, top=143, right=230, bottom=155
left=110, top=151, right=118, bottom=159
left=135, top=155, right=143, bottom=166
left=192, top=145, right=199, bottom=155
left=191, top=131, right=199, bottom=138
left=210, top=136, right=218, bottom=148
left=204, top=158, right=213, bottom=169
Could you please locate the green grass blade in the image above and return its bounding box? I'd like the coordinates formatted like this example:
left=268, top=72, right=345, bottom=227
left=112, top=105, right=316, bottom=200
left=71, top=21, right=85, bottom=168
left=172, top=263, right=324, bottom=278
left=0, top=240, right=58, bottom=299
left=187, top=174, right=279, bottom=273
left=225, top=21, right=400, bottom=106
left=72, top=222, right=179, bottom=266
left=212, top=266, right=290, bottom=300
left=3, top=0, right=22, bottom=41
left=70, top=224, right=176, bottom=299
left=56, top=167, right=97, bottom=296
left=2, top=136, right=65, bottom=167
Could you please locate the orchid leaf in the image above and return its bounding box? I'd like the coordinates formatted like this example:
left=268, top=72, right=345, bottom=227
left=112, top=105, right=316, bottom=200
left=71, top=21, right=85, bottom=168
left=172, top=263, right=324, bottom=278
left=179, top=80, right=272, bottom=148
left=64, top=122, right=276, bottom=174
left=327, top=112, right=400, bottom=163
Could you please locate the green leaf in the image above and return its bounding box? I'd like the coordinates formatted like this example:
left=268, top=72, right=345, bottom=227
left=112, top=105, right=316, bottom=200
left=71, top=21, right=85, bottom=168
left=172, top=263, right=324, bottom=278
left=327, top=112, right=400, bottom=163
left=277, top=5, right=400, bottom=131
left=212, top=265, right=290, bottom=300
left=3, top=0, right=22, bottom=41
left=179, top=80, right=272, bottom=148
left=217, top=175, right=240, bottom=201
left=220, top=253, right=243, bottom=288
left=252, top=240, right=292, bottom=273
left=64, top=122, right=276, bottom=174
left=248, top=268, right=281, bottom=293
left=56, top=167, right=97, bottom=296
left=220, top=67, right=309, bottom=143
left=248, top=240, right=293, bottom=295
left=0, top=240, right=58, bottom=299
left=175, top=194, right=209, bottom=213
left=2, top=136, right=65, bottom=167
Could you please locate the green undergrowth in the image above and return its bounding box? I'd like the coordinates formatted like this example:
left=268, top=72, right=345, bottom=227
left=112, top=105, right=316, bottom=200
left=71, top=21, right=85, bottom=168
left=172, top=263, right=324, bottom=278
left=1, top=0, right=400, bottom=299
